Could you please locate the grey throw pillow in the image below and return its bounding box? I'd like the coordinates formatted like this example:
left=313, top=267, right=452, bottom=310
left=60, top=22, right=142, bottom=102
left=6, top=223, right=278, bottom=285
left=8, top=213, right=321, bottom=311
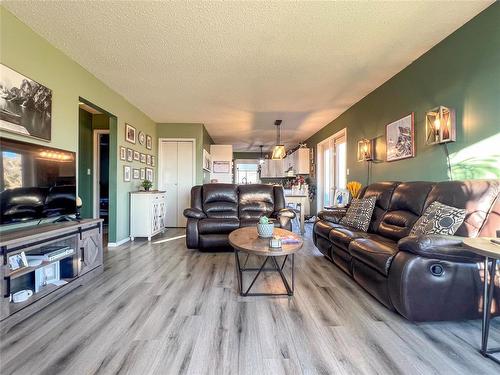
left=410, top=201, right=466, bottom=236
left=339, top=196, right=376, bottom=232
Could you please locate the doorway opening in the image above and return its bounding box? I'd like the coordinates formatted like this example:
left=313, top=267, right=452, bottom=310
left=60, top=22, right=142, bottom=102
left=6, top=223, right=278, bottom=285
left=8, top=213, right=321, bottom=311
left=78, top=100, right=112, bottom=239
left=317, top=128, right=347, bottom=212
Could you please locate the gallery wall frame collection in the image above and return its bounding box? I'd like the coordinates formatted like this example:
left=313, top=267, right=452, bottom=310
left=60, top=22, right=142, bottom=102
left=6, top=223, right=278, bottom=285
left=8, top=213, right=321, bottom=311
left=121, top=123, right=155, bottom=183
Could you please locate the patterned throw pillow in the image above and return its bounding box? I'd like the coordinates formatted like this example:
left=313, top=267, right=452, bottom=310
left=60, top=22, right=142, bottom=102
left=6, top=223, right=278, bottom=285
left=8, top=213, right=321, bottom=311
left=410, top=201, right=466, bottom=236
left=339, top=196, right=376, bottom=232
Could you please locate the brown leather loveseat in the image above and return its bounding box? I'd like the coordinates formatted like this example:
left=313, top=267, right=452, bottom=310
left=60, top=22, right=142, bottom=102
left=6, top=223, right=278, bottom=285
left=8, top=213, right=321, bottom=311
left=313, top=180, right=500, bottom=321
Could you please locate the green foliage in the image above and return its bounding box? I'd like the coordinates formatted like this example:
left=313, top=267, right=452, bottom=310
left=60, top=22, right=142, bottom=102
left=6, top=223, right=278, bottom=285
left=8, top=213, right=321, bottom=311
left=259, top=216, right=269, bottom=224
left=141, top=179, right=153, bottom=191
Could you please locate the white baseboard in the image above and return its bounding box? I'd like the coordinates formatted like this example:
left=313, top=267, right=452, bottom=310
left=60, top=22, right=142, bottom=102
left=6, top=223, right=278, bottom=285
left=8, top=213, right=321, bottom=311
left=108, top=237, right=130, bottom=247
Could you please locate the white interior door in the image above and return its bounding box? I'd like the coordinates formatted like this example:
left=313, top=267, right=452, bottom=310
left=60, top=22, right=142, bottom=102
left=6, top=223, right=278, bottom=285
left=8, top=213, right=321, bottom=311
left=177, top=141, right=193, bottom=226
left=159, top=140, right=194, bottom=227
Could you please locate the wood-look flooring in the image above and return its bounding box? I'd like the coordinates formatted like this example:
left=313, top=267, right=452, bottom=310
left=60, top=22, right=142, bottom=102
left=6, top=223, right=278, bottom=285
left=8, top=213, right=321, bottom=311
left=1, top=225, right=499, bottom=375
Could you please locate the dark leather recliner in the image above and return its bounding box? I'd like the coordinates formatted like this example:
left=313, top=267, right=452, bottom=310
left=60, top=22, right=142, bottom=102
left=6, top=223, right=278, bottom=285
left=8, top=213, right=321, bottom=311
left=184, top=184, right=295, bottom=251
left=313, top=180, right=500, bottom=322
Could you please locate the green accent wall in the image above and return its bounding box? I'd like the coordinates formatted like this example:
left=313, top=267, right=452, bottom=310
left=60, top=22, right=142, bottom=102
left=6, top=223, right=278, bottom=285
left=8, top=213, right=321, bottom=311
left=78, top=108, right=94, bottom=219
left=0, top=7, right=157, bottom=243
left=305, top=4, right=500, bottom=214
left=156, top=123, right=214, bottom=185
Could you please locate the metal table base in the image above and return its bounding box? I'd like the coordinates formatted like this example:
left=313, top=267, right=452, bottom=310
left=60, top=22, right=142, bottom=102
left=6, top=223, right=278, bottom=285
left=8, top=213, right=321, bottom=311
left=481, top=257, right=500, bottom=364
left=234, top=250, right=294, bottom=297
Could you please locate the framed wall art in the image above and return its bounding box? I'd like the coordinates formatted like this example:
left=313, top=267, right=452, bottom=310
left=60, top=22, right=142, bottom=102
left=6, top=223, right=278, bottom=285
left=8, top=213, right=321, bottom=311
left=140, top=168, right=145, bottom=180
left=146, top=154, right=151, bottom=165
left=133, top=150, right=140, bottom=161
left=0, top=64, right=52, bottom=141
left=146, top=135, right=152, bottom=150
left=132, top=168, right=140, bottom=179
left=145, top=167, right=153, bottom=182
left=127, top=148, right=133, bottom=162
left=123, top=165, right=131, bottom=182
left=125, top=123, right=136, bottom=144
left=119, top=146, right=126, bottom=161
left=140, top=153, right=146, bottom=163
left=385, top=113, right=415, bottom=162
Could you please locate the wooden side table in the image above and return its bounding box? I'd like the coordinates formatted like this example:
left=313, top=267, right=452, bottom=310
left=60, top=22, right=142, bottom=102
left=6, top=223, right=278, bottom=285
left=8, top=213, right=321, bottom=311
left=463, top=237, right=500, bottom=364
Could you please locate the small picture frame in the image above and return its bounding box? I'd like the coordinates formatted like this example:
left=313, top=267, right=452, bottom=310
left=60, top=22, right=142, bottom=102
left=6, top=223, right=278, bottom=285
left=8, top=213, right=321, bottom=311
left=146, top=154, right=152, bottom=165
left=132, top=168, right=140, bottom=179
left=125, top=123, right=136, bottom=144
left=133, top=150, right=140, bottom=161
left=146, top=167, right=153, bottom=182
left=146, top=135, right=152, bottom=150
left=127, top=148, right=133, bottom=162
left=123, top=165, right=131, bottom=182
left=151, top=156, right=156, bottom=167
left=119, top=146, right=126, bottom=161
left=138, top=131, right=146, bottom=146
left=8, top=251, right=28, bottom=271
left=140, top=153, right=146, bottom=164
left=140, top=168, right=145, bottom=180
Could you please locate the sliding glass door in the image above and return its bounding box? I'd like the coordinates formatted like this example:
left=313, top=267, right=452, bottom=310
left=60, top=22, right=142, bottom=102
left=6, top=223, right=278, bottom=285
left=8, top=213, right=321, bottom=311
left=317, top=129, right=347, bottom=211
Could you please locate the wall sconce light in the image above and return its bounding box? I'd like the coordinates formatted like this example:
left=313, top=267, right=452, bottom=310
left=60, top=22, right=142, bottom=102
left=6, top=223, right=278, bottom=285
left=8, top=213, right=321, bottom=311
left=426, top=106, right=456, bottom=145
left=357, top=138, right=374, bottom=162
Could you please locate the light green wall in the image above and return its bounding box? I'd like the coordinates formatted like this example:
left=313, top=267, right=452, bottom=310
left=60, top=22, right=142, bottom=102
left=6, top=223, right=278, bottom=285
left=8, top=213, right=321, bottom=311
left=156, top=123, right=214, bottom=185
left=305, top=4, right=500, bottom=214
left=0, top=7, right=157, bottom=243
left=233, top=152, right=261, bottom=160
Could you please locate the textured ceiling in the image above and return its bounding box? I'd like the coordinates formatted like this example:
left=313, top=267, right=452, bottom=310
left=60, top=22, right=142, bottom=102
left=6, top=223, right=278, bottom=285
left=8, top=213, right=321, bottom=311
left=3, top=1, right=492, bottom=151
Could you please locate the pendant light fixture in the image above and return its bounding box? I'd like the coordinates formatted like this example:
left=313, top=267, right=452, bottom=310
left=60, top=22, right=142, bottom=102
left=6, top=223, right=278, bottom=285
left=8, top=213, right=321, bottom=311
left=259, top=145, right=265, bottom=165
left=271, top=120, right=286, bottom=160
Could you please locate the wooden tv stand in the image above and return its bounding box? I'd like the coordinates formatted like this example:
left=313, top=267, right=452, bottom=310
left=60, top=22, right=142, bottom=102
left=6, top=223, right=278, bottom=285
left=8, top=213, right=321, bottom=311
left=0, top=219, right=103, bottom=331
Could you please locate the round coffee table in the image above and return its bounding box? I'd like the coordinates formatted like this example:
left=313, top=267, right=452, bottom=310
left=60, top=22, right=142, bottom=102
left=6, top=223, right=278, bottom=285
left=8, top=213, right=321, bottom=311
left=228, top=227, right=303, bottom=297
left=463, top=237, right=500, bottom=364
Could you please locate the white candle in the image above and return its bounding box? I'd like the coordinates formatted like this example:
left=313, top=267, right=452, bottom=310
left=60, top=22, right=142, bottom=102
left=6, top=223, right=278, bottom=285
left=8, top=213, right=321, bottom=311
left=76, top=196, right=83, bottom=207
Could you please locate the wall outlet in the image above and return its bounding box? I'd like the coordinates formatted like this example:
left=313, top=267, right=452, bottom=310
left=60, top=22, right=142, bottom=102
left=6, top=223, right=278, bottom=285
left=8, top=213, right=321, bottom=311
left=346, top=168, right=350, bottom=176
left=87, top=169, right=91, bottom=175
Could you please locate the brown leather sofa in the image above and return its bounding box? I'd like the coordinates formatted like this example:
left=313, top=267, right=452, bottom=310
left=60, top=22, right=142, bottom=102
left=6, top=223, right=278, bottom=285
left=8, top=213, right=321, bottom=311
left=313, top=180, right=500, bottom=321
left=184, top=184, right=295, bottom=251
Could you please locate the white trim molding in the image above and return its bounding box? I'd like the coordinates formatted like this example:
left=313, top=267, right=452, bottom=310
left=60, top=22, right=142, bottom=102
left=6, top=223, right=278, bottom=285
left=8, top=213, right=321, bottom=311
left=108, top=237, right=131, bottom=248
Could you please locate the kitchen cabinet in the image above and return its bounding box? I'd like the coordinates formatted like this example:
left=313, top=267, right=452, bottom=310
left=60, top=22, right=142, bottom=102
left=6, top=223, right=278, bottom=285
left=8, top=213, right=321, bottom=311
left=130, top=191, right=166, bottom=241
left=294, top=148, right=310, bottom=174
left=261, top=159, right=285, bottom=178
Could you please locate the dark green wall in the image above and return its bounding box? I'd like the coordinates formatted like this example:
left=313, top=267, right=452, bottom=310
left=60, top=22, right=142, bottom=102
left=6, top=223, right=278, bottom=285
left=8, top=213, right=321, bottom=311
left=305, top=4, right=500, bottom=213
left=78, top=108, right=93, bottom=218
left=233, top=152, right=261, bottom=160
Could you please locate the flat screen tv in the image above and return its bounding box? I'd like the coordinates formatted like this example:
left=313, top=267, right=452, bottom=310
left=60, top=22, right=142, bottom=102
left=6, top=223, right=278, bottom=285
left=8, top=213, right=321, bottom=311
left=0, top=137, right=76, bottom=225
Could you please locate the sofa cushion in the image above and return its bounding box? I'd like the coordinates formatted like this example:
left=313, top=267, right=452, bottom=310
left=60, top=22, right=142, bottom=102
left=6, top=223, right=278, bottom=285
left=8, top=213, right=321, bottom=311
left=360, top=181, right=400, bottom=233
left=314, top=220, right=342, bottom=239
left=340, top=196, right=376, bottom=231
left=202, top=184, right=239, bottom=219
left=238, top=184, right=274, bottom=219
left=329, top=226, right=368, bottom=251
left=349, top=237, right=398, bottom=276
left=198, top=218, right=240, bottom=234
left=239, top=218, right=281, bottom=228
left=377, top=182, right=435, bottom=240
left=410, top=201, right=466, bottom=236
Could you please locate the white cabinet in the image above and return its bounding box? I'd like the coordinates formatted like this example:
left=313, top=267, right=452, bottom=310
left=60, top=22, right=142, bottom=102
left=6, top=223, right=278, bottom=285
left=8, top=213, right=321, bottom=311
left=261, top=159, right=285, bottom=178
left=130, top=191, right=166, bottom=241
left=294, top=148, right=310, bottom=174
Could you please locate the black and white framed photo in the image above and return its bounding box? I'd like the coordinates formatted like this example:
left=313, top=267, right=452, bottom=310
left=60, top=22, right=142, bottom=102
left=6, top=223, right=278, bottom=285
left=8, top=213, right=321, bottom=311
left=126, top=148, right=133, bottom=162
left=146, top=167, right=153, bottom=182
left=138, top=131, right=146, bottom=146
left=385, top=113, right=415, bottom=162
left=8, top=251, right=28, bottom=271
left=140, top=168, right=145, bottom=180
left=146, top=154, right=152, bottom=165
left=133, top=150, right=140, bottom=161
left=123, top=165, right=131, bottom=182
left=151, top=156, right=156, bottom=167
left=146, top=135, right=152, bottom=150
left=119, top=146, right=126, bottom=161
left=140, top=153, right=146, bottom=163
left=132, top=168, right=140, bottom=179
left=125, top=123, right=136, bottom=144
left=0, top=64, right=52, bottom=141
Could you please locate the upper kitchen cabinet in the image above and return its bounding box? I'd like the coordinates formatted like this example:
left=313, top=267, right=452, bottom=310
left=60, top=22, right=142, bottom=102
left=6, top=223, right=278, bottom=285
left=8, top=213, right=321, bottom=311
left=261, top=158, right=285, bottom=178
left=294, top=148, right=310, bottom=174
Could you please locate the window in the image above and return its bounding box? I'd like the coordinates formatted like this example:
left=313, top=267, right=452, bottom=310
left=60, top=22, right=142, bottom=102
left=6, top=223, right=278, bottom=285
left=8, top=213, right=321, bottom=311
left=317, top=129, right=347, bottom=210
left=235, top=160, right=259, bottom=184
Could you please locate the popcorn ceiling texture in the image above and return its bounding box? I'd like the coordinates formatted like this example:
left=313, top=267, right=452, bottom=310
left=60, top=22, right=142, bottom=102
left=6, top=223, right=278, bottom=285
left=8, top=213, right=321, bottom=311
left=2, top=1, right=491, bottom=151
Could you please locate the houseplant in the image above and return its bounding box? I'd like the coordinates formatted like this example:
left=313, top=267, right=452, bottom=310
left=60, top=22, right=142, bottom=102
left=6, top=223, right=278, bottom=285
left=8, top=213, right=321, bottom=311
left=257, top=216, right=274, bottom=238
left=141, top=179, right=153, bottom=191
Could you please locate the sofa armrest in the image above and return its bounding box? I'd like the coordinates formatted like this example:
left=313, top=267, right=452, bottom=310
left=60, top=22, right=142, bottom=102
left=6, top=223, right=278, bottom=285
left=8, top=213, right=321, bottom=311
left=317, top=209, right=347, bottom=224
left=397, top=235, right=482, bottom=263
left=183, top=208, right=206, bottom=219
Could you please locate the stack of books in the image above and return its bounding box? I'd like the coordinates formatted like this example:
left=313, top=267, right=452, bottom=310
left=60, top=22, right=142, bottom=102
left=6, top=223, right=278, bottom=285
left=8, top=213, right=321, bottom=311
left=28, top=246, right=75, bottom=262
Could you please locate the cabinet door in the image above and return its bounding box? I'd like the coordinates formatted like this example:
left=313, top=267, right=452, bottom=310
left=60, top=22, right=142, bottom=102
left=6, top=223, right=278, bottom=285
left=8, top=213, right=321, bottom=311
left=159, top=195, right=166, bottom=229
left=152, top=200, right=160, bottom=233
left=78, top=227, right=103, bottom=276
left=273, top=159, right=285, bottom=177
left=260, top=160, right=270, bottom=178
left=296, top=148, right=310, bottom=174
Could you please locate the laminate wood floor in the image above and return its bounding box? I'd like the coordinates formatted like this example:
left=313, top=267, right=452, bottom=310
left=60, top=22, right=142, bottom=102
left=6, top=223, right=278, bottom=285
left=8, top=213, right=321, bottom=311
left=1, top=226, right=499, bottom=375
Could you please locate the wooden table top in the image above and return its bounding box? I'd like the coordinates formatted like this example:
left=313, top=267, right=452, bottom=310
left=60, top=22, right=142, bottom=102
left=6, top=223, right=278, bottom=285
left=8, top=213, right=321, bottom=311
left=463, top=237, right=500, bottom=259
left=228, top=227, right=303, bottom=256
